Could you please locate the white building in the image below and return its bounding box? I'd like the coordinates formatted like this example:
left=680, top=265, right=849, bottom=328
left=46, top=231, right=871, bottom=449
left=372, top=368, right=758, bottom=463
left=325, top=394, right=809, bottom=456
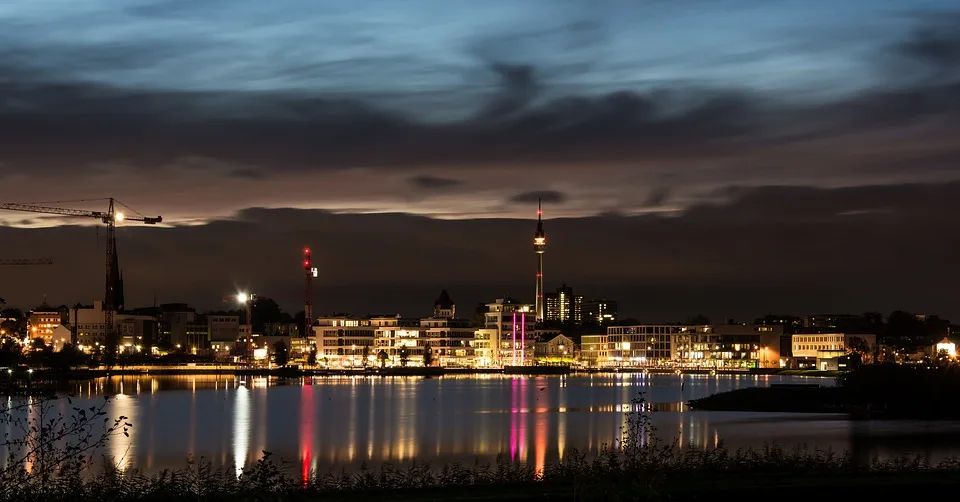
left=534, top=333, right=576, bottom=362
left=373, top=316, right=424, bottom=366
left=420, top=317, right=474, bottom=366
left=209, top=315, right=240, bottom=342
left=313, top=316, right=376, bottom=367
left=473, top=298, right=535, bottom=367
left=28, top=303, right=65, bottom=346
left=69, top=301, right=158, bottom=352
left=791, top=333, right=877, bottom=369
left=70, top=301, right=108, bottom=348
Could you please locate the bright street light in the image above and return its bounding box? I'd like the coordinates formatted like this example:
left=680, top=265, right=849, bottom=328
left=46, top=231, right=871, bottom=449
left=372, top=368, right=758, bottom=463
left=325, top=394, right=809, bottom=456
left=236, top=292, right=249, bottom=304
left=115, top=212, right=125, bottom=222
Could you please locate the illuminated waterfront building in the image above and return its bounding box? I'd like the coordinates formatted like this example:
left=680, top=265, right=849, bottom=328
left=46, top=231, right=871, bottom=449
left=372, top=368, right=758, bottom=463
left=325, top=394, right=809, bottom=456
left=28, top=302, right=67, bottom=348
left=313, top=316, right=376, bottom=367
left=581, top=324, right=783, bottom=369
left=473, top=298, right=535, bottom=367
left=792, top=333, right=877, bottom=370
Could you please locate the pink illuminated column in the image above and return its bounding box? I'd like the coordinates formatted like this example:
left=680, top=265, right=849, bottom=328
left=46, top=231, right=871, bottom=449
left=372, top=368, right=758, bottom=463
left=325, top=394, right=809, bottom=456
left=512, top=312, right=517, bottom=365
left=521, top=313, right=526, bottom=366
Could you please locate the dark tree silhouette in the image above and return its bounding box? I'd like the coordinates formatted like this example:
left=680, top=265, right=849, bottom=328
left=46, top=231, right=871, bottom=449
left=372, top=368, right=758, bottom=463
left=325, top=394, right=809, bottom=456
left=249, top=297, right=283, bottom=334
left=307, top=346, right=317, bottom=366
left=103, top=331, right=119, bottom=369
left=377, top=350, right=388, bottom=368
left=52, top=343, right=84, bottom=370
left=399, top=347, right=409, bottom=367
left=423, top=345, right=434, bottom=367
left=686, top=314, right=711, bottom=325
left=273, top=340, right=289, bottom=366
left=362, top=345, right=370, bottom=368
left=0, top=338, right=22, bottom=367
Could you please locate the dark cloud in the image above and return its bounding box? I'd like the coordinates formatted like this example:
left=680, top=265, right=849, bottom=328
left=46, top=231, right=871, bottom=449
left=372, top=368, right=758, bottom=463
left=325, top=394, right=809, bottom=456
left=0, top=18, right=958, bottom=179
left=228, top=167, right=269, bottom=180
left=642, top=187, right=670, bottom=207
left=510, top=190, right=566, bottom=204
left=3, top=182, right=959, bottom=322
left=407, top=175, right=464, bottom=190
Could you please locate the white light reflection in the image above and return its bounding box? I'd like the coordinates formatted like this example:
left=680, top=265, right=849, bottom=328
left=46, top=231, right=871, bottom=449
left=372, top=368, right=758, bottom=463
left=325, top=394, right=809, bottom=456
left=367, top=383, right=375, bottom=459
left=558, top=381, right=567, bottom=460
left=111, top=394, right=137, bottom=472
left=233, top=385, right=251, bottom=477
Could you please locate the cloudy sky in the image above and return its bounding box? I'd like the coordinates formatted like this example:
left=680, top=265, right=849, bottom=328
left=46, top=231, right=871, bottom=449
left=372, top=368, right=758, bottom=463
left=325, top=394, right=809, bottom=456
left=1, top=0, right=959, bottom=320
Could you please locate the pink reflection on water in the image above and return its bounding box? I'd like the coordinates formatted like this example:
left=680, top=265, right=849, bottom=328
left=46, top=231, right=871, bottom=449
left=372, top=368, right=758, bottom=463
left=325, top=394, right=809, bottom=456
left=509, top=377, right=518, bottom=461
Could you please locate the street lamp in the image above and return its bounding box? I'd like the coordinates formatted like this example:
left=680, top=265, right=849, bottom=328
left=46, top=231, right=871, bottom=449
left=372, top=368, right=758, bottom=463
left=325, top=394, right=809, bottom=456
left=234, top=292, right=256, bottom=364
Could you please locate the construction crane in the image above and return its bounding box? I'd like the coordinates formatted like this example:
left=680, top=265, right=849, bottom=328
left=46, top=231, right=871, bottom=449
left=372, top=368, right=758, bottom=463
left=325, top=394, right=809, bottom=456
left=0, top=198, right=161, bottom=330
left=0, top=258, right=53, bottom=266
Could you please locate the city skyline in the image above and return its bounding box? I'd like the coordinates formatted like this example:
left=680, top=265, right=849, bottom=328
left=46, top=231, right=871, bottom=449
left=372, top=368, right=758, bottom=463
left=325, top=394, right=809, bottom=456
left=1, top=1, right=959, bottom=320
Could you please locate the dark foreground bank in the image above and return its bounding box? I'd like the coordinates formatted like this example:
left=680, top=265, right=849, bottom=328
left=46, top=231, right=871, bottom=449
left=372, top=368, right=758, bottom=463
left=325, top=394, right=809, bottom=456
left=6, top=392, right=960, bottom=501
left=8, top=451, right=960, bottom=502
left=690, top=364, right=960, bottom=419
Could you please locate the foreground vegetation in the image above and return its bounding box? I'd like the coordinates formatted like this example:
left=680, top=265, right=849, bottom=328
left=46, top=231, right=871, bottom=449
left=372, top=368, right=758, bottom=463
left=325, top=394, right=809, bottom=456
left=5, top=393, right=960, bottom=501
left=691, top=364, right=960, bottom=418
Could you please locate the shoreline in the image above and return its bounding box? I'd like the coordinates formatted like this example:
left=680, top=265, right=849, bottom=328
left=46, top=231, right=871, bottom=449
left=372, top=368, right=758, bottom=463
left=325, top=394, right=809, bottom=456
left=9, top=366, right=839, bottom=382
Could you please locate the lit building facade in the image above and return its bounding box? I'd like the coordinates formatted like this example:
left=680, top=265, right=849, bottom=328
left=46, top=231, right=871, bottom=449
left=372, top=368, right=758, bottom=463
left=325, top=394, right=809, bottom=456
left=68, top=301, right=158, bottom=353
left=545, top=284, right=582, bottom=323
left=70, top=301, right=108, bottom=347
left=421, top=317, right=474, bottom=366
left=28, top=303, right=66, bottom=347
left=792, top=333, right=877, bottom=369
left=534, top=334, right=576, bottom=362
left=209, top=315, right=240, bottom=343
left=474, top=298, right=535, bottom=367
left=581, top=324, right=783, bottom=369
left=313, top=316, right=376, bottom=367
left=373, top=316, right=424, bottom=365
left=582, top=299, right=618, bottom=324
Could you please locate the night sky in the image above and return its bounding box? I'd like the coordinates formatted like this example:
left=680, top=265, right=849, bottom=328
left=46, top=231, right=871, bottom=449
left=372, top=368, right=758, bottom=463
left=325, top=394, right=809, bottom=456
left=1, top=1, right=959, bottom=321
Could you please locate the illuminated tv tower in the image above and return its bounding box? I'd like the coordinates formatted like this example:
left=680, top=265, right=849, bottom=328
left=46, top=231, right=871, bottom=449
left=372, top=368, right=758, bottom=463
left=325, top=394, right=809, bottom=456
left=534, top=199, right=546, bottom=322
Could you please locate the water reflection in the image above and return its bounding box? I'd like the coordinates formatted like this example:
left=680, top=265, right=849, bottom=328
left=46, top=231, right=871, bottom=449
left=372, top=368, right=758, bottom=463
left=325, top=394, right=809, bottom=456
left=299, top=384, right=313, bottom=482
left=233, top=384, right=250, bottom=476
left=111, top=394, right=136, bottom=471
left=34, top=373, right=960, bottom=475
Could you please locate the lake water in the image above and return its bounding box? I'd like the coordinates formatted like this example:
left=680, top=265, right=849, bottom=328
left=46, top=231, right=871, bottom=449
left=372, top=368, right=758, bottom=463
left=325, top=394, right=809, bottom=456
left=8, top=373, right=960, bottom=476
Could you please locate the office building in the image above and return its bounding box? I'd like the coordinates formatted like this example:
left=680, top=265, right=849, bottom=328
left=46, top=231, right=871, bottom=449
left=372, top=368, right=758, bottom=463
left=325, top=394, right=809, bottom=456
left=581, top=324, right=783, bottom=369
left=545, top=284, right=583, bottom=323
left=474, top=298, right=535, bottom=367
left=582, top=299, right=618, bottom=324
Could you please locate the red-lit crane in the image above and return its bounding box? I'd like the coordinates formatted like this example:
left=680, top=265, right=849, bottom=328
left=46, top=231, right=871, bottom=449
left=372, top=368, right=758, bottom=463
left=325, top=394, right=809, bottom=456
left=303, top=247, right=317, bottom=339
left=0, top=198, right=161, bottom=329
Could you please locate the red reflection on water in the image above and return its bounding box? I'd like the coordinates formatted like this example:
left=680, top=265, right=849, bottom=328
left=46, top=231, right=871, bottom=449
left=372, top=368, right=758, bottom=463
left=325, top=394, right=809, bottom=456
left=300, top=384, right=314, bottom=484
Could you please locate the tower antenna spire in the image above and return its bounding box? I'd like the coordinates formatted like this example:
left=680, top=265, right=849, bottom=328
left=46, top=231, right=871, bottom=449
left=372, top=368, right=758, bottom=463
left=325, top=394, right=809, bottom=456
left=533, top=199, right=546, bottom=323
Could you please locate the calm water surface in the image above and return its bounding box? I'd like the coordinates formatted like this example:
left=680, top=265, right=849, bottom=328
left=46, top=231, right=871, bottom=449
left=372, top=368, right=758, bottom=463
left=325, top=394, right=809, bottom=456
left=12, top=374, right=960, bottom=475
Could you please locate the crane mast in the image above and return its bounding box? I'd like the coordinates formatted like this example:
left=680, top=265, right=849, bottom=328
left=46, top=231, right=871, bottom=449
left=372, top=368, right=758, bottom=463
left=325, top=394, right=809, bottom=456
left=0, top=198, right=161, bottom=334
left=0, top=258, right=53, bottom=266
